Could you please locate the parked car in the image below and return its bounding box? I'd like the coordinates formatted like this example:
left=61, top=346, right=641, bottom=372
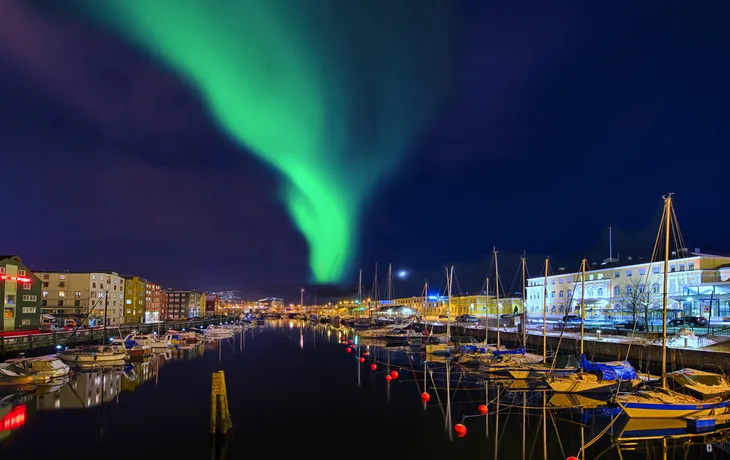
left=615, top=320, right=647, bottom=331
left=456, top=314, right=480, bottom=323
left=668, top=316, right=708, bottom=327
left=560, top=315, right=583, bottom=326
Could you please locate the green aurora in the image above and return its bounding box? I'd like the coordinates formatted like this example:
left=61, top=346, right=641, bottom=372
left=71, top=0, right=453, bottom=283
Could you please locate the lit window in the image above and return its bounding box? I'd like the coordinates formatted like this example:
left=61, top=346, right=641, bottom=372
left=652, top=266, right=660, bottom=274
left=126, top=299, right=132, bottom=304
left=18, top=269, right=26, bottom=276
left=59, top=291, right=65, bottom=298
left=626, top=270, right=632, bottom=277
left=59, top=274, right=65, bottom=280
left=639, top=268, right=646, bottom=275
left=22, top=283, right=30, bottom=290
left=42, top=291, right=48, bottom=298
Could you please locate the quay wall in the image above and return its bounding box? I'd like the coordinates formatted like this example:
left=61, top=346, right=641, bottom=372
left=437, top=325, right=730, bottom=373
left=0, top=319, right=220, bottom=358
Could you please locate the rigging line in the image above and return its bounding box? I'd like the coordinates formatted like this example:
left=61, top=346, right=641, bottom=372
left=549, top=262, right=580, bottom=374
left=452, top=268, right=463, bottom=296
left=508, top=261, right=522, bottom=298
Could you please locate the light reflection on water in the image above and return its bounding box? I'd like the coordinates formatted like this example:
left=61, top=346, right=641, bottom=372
left=0, top=321, right=728, bottom=459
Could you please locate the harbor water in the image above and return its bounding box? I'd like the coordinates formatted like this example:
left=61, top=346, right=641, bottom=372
left=1, top=320, right=729, bottom=459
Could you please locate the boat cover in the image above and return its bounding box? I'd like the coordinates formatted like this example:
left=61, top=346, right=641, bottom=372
left=492, top=347, right=525, bottom=356
left=580, top=354, right=638, bottom=381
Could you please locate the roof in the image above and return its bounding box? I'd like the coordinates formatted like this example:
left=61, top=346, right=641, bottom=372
left=0, top=255, right=20, bottom=262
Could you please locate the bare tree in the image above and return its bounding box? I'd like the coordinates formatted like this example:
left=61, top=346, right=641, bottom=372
left=615, top=278, right=660, bottom=331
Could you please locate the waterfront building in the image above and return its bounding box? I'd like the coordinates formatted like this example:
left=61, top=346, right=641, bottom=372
left=525, top=252, right=730, bottom=320
left=205, top=295, right=222, bottom=317
left=35, top=271, right=125, bottom=326
left=164, top=290, right=203, bottom=320
left=1, top=255, right=42, bottom=331
left=389, top=294, right=524, bottom=318
left=144, top=281, right=163, bottom=323
left=123, top=276, right=147, bottom=324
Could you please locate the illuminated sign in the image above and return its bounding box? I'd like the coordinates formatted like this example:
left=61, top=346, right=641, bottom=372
left=1, top=405, right=26, bottom=432
left=0, top=275, right=32, bottom=283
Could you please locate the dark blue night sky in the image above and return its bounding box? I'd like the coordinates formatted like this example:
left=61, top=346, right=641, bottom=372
left=1, top=1, right=728, bottom=301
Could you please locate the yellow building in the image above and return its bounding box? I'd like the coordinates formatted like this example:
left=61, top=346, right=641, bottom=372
left=123, top=276, right=147, bottom=324
left=525, top=253, right=730, bottom=320
left=390, top=295, right=524, bottom=318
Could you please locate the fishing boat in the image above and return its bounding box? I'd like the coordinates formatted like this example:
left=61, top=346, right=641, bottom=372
left=5, top=356, right=70, bottom=382
left=58, top=345, right=128, bottom=363
left=547, top=259, right=640, bottom=393
left=616, top=195, right=730, bottom=418
left=0, top=363, right=35, bottom=386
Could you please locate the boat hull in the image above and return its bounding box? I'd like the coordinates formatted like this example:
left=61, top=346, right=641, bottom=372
left=548, top=377, right=638, bottom=394
left=618, top=402, right=729, bottom=419
left=58, top=352, right=128, bottom=363
left=509, top=367, right=577, bottom=380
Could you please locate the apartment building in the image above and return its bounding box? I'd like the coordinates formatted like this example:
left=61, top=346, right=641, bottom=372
left=123, top=276, right=147, bottom=324
left=164, top=290, right=203, bottom=320
left=36, top=271, right=126, bottom=326
left=0, top=255, right=42, bottom=331
left=144, top=281, right=163, bottom=323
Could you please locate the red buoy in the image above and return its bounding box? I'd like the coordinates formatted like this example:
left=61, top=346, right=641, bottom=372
left=346, top=347, right=352, bottom=353
left=566, top=457, right=580, bottom=460
left=478, top=404, right=488, bottom=415
left=341, top=336, right=346, bottom=342
left=421, top=392, right=430, bottom=402
left=359, top=357, right=365, bottom=363
left=385, top=375, right=392, bottom=382
left=454, top=424, right=467, bottom=437
left=390, top=370, right=399, bottom=380
left=370, top=363, right=377, bottom=371
left=348, top=339, right=353, bottom=344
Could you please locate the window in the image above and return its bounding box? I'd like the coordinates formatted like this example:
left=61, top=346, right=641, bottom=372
left=57, top=300, right=64, bottom=307
left=652, top=266, right=660, bottom=274
left=638, top=284, right=645, bottom=293
left=597, top=273, right=603, bottom=279
left=59, top=291, right=65, bottom=298
left=558, top=278, right=564, bottom=284
left=670, top=265, right=676, bottom=272
left=22, top=283, right=30, bottom=290
left=551, top=279, right=555, bottom=284
left=626, top=285, right=633, bottom=295
left=17, top=269, right=26, bottom=276
left=75, top=300, right=80, bottom=307
left=75, top=291, right=81, bottom=297
left=59, top=274, right=65, bottom=280
left=613, top=286, right=621, bottom=296
left=21, top=319, right=30, bottom=326
left=41, top=300, right=47, bottom=306
left=42, top=282, right=48, bottom=287
left=679, top=264, right=685, bottom=271
left=0, top=267, right=4, bottom=274
left=22, top=295, right=37, bottom=302
left=6, top=295, right=15, bottom=304
left=639, top=268, right=646, bottom=275
left=614, top=271, right=620, bottom=278
left=559, top=290, right=564, bottom=298
left=42, top=273, right=49, bottom=279
left=22, top=307, right=36, bottom=314
left=567, top=290, right=572, bottom=297
left=652, top=283, right=660, bottom=294
left=126, top=299, right=132, bottom=304
left=4, top=307, right=13, bottom=318
left=93, top=282, right=96, bottom=288
left=626, top=270, right=632, bottom=277
left=588, top=289, right=595, bottom=297
left=597, top=288, right=603, bottom=297
left=688, top=262, right=695, bottom=270
left=58, top=282, right=65, bottom=287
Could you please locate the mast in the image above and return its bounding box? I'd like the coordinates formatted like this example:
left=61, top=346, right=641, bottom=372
left=521, top=253, right=527, bottom=347
left=494, top=246, right=500, bottom=349
left=661, top=194, right=673, bottom=389
left=358, top=269, right=363, bottom=305
left=423, top=281, right=428, bottom=320
left=447, top=266, right=453, bottom=342
left=580, top=258, right=586, bottom=356
left=542, top=258, right=548, bottom=363
left=485, top=276, right=490, bottom=346
left=103, top=289, right=109, bottom=344
left=386, top=263, right=393, bottom=301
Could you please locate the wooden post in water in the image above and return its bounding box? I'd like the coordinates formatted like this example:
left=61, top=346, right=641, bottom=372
left=210, top=371, right=232, bottom=435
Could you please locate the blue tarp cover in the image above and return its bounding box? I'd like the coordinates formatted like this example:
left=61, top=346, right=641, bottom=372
left=580, top=354, right=638, bottom=381
left=492, top=347, right=525, bottom=356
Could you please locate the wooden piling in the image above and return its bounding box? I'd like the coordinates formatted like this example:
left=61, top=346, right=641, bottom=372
left=210, top=371, right=232, bottom=435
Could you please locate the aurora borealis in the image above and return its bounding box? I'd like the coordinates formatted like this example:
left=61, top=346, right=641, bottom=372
left=71, top=0, right=453, bottom=283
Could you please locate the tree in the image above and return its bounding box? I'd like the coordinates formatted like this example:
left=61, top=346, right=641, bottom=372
left=615, top=278, right=660, bottom=331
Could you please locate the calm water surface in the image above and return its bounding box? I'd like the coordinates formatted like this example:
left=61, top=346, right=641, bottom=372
left=1, top=321, right=729, bottom=459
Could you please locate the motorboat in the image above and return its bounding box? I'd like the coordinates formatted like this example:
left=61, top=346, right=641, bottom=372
left=5, top=355, right=70, bottom=382
left=58, top=345, right=128, bottom=363
left=133, top=333, right=172, bottom=350
left=110, top=334, right=153, bottom=359
left=667, top=368, right=730, bottom=400
left=0, top=363, right=35, bottom=386
left=205, top=326, right=234, bottom=339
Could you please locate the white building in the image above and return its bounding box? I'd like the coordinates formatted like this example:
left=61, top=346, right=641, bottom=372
left=36, top=271, right=126, bottom=326
left=525, top=253, right=730, bottom=321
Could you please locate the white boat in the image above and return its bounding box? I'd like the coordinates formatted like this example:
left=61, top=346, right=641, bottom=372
left=667, top=368, right=730, bottom=400
left=205, top=326, right=234, bottom=338
left=110, top=334, right=153, bottom=358
left=58, top=345, right=128, bottom=363
left=0, top=363, right=35, bottom=386
left=5, top=356, right=70, bottom=382
left=616, top=195, right=730, bottom=418
left=134, top=334, right=173, bottom=350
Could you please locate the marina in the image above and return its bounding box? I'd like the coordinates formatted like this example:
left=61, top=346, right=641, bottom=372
left=1, top=320, right=730, bottom=459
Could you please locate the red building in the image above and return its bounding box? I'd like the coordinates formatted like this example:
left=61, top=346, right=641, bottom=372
left=144, top=282, right=163, bottom=323
left=205, top=295, right=221, bottom=317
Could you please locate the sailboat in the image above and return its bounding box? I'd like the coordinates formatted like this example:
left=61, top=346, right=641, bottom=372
left=426, top=268, right=454, bottom=356
left=547, top=258, right=640, bottom=393
left=616, top=194, right=730, bottom=418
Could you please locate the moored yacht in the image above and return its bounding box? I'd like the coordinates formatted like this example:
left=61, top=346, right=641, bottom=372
left=58, top=345, right=128, bottom=363
left=5, top=355, right=70, bottom=382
